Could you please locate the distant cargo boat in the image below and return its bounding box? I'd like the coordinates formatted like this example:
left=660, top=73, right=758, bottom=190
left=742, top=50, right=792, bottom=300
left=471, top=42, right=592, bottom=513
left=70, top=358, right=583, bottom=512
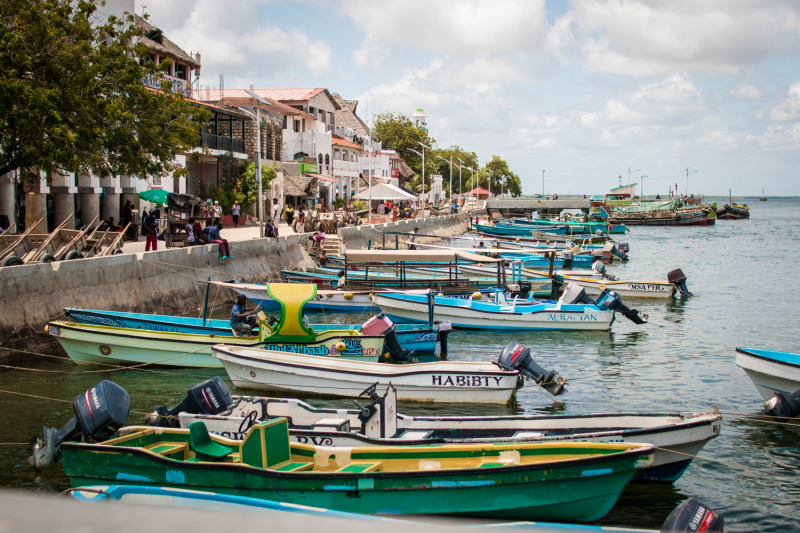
left=760, top=188, right=768, bottom=201
left=717, top=190, right=750, bottom=219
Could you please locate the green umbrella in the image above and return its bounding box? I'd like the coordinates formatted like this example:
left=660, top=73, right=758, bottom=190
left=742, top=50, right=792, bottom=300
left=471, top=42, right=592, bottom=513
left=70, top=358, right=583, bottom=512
left=138, top=189, right=169, bottom=206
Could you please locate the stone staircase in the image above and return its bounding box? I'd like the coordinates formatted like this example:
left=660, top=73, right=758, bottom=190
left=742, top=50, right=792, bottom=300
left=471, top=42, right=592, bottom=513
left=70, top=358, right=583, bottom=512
left=321, top=235, right=342, bottom=255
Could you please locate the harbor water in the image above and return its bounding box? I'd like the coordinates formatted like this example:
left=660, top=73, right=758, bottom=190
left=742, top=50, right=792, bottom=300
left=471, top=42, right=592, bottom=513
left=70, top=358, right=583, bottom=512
left=1, top=198, right=799, bottom=531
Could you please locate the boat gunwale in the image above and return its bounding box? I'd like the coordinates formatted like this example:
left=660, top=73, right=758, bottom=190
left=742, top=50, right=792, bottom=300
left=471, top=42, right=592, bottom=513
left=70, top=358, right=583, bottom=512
left=736, top=347, right=800, bottom=370
left=373, top=293, right=607, bottom=317
left=59, top=440, right=653, bottom=481
left=213, top=346, right=517, bottom=378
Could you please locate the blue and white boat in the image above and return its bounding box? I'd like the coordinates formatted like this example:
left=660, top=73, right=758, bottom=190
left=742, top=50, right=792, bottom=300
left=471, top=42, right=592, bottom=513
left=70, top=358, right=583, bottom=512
left=373, top=287, right=632, bottom=331
left=735, top=348, right=800, bottom=401
left=63, top=306, right=441, bottom=353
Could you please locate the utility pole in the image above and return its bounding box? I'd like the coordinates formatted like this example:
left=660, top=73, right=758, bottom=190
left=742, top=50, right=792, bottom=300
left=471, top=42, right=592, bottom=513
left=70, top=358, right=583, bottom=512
left=417, top=142, right=430, bottom=206
left=542, top=170, right=545, bottom=197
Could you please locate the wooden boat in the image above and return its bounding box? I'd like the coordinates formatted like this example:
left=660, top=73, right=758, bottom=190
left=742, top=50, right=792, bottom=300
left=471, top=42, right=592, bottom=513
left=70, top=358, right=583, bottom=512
left=173, top=383, right=721, bottom=484
left=554, top=274, right=677, bottom=298
left=60, top=418, right=654, bottom=521
left=372, top=290, right=616, bottom=331
left=69, top=484, right=667, bottom=532
left=212, top=344, right=521, bottom=403
left=735, top=347, right=800, bottom=401
left=62, top=307, right=441, bottom=353
left=499, top=218, right=626, bottom=235
left=717, top=191, right=750, bottom=220
left=48, top=284, right=390, bottom=368
left=608, top=208, right=712, bottom=226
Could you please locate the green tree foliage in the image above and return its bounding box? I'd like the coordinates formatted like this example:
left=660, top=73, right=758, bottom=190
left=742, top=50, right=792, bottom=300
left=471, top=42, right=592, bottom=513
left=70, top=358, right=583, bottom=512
left=478, top=155, right=523, bottom=197
left=433, top=145, right=479, bottom=196
left=0, top=0, right=210, bottom=185
left=204, top=160, right=275, bottom=214
left=373, top=112, right=436, bottom=188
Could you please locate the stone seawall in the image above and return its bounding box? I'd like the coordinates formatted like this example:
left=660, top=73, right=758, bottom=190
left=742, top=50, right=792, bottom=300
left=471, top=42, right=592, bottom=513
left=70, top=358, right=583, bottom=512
left=0, top=235, right=314, bottom=352
left=337, top=212, right=476, bottom=249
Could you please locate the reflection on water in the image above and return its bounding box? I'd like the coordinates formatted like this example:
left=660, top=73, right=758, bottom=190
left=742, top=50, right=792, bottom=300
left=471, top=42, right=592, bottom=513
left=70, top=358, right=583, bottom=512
left=0, top=199, right=799, bottom=530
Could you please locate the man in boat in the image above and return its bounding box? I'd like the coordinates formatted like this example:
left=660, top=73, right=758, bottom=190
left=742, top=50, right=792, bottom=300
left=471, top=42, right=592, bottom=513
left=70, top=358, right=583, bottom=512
left=336, top=270, right=346, bottom=289
left=231, top=294, right=259, bottom=338
left=477, top=241, right=486, bottom=249
left=408, top=227, right=418, bottom=250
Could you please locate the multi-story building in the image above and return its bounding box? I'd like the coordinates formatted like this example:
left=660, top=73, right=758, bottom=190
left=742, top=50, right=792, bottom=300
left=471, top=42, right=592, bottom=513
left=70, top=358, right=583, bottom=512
left=136, top=15, right=201, bottom=98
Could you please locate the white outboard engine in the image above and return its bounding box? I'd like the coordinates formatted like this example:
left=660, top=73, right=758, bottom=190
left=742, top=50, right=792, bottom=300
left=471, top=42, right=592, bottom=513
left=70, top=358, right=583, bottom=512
left=660, top=498, right=724, bottom=532
left=668, top=268, right=693, bottom=297
left=558, top=249, right=573, bottom=269
left=152, top=376, right=233, bottom=428
left=29, top=380, right=130, bottom=471
left=353, top=383, right=399, bottom=438
left=765, top=387, right=800, bottom=420
left=560, top=283, right=596, bottom=305
left=362, top=313, right=413, bottom=361
left=592, top=260, right=617, bottom=281
left=497, top=341, right=565, bottom=395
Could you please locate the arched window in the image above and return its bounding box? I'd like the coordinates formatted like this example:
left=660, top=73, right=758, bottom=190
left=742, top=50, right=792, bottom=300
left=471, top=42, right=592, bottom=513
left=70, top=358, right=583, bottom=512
left=325, top=154, right=330, bottom=165
left=318, top=153, right=323, bottom=165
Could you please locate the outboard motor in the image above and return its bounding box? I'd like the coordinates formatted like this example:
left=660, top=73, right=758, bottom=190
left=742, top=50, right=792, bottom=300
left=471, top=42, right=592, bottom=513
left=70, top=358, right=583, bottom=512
left=616, top=242, right=630, bottom=253
left=353, top=383, right=399, bottom=438
left=660, top=497, right=724, bottom=532
left=558, top=249, right=573, bottom=269
left=497, top=341, right=565, bottom=395
left=668, top=268, right=693, bottom=297
left=592, top=260, right=617, bottom=281
left=506, top=283, right=522, bottom=298
left=765, top=388, right=800, bottom=420
left=595, top=289, right=648, bottom=325
left=362, top=313, right=412, bottom=362
left=29, top=380, right=130, bottom=471
left=152, top=376, right=233, bottom=428
left=559, top=283, right=596, bottom=305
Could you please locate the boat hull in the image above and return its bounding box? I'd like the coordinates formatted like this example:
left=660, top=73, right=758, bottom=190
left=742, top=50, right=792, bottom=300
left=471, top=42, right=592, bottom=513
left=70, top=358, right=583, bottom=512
left=608, top=211, right=710, bottom=226
left=61, top=438, right=652, bottom=521
left=716, top=206, right=750, bottom=220
left=212, top=345, right=520, bottom=404
left=63, top=308, right=439, bottom=353
left=735, top=348, right=800, bottom=400
left=373, top=293, right=613, bottom=331
left=560, top=278, right=674, bottom=298
left=184, top=404, right=720, bottom=484
left=47, top=323, right=386, bottom=368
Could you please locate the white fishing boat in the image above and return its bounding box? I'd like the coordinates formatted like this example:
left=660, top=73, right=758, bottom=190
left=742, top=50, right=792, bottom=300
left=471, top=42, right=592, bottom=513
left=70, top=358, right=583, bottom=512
left=211, top=344, right=522, bottom=403
left=556, top=276, right=675, bottom=298
left=170, top=383, right=721, bottom=484
left=735, top=347, right=800, bottom=401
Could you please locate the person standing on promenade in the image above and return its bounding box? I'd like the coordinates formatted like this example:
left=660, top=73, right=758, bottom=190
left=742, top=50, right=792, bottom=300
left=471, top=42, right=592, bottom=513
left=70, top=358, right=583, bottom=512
left=232, top=201, right=240, bottom=228
left=144, top=209, right=159, bottom=251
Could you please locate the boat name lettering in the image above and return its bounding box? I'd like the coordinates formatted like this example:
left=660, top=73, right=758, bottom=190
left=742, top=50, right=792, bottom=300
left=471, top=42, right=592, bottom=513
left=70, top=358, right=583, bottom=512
left=140, top=324, right=180, bottom=332
left=627, top=284, right=664, bottom=291
left=547, top=314, right=599, bottom=321
left=90, top=387, right=101, bottom=409
left=431, top=375, right=503, bottom=387
left=72, top=313, right=126, bottom=328
left=411, top=333, right=437, bottom=342
left=261, top=344, right=332, bottom=356
left=294, top=436, right=335, bottom=446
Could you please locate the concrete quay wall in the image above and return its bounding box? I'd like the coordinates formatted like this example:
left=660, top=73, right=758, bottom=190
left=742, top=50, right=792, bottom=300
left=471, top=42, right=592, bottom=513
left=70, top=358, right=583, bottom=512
left=0, top=235, right=314, bottom=352
left=337, top=212, right=475, bottom=250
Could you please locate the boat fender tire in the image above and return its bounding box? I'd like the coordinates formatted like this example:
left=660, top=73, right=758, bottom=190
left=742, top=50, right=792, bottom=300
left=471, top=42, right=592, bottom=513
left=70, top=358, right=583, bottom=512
left=66, top=250, right=83, bottom=260
left=1, top=256, right=24, bottom=267
left=40, top=253, right=56, bottom=263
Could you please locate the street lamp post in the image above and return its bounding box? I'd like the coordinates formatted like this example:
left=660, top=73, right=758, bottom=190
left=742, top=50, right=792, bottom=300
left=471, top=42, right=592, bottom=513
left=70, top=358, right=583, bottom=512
left=417, top=142, right=430, bottom=206
left=237, top=89, right=271, bottom=238
left=686, top=168, right=699, bottom=196
left=437, top=155, right=452, bottom=200
left=627, top=167, right=640, bottom=198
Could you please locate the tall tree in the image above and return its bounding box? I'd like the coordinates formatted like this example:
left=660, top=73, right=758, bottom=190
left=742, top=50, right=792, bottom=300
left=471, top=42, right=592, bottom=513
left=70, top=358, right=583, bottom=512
left=479, top=155, right=523, bottom=197
left=434, top=145, right=479, bottom=197
left=0, top=0, right=208, bottom=183
left=373, top=112, right=437, bottom=190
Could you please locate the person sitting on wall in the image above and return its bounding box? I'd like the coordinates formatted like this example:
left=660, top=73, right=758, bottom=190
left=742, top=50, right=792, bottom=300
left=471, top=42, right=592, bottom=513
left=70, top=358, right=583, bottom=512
left=264, top=216, right=278, bottom=238
left=231, top=294, right=258, bottom=338
left=209, top=222, right=232, bottom=259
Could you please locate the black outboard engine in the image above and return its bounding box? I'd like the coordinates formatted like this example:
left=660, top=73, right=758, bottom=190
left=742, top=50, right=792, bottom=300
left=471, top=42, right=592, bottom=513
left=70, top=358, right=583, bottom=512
left=558, top=249, right=573, bottom=269
left=362, top=313, right=412, bottom=362
left=497, top=341, right=565, bottom=395
left=668, top=268, right=693, bottom=297
left=152, top=376, right=233, bottom=428
left=29, top=380, right=130, bottom=471
left=660, top=498, right=724, bottom=532
left=595, top=289, right=648, bottom=325
left=765, top=388, right=800, bottom=420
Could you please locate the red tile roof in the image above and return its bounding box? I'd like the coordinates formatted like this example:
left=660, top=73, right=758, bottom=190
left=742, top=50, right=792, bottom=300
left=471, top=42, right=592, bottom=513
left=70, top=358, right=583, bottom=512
left=218, top=96, right=314, bottom=120
left=331, top=134, right=364, bottom=151
left=197, top=88, right=339, bottom=108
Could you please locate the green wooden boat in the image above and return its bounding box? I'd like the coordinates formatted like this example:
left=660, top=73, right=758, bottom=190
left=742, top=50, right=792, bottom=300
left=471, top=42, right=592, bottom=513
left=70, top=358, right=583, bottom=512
left=61, top=418, right=654, bottom=521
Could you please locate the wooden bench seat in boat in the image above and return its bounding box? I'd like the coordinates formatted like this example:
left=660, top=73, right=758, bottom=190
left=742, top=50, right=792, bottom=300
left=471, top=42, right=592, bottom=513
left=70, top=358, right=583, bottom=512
left=336, top=462, right=382, bottom=473
left=272, top=462, right=314, bottom=472
left=144, top=442, right=187, bottom=457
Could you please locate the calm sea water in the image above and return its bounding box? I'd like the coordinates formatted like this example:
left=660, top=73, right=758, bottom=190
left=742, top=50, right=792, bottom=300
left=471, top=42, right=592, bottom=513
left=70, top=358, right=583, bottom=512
left=1, top=197, right=798, bottom=530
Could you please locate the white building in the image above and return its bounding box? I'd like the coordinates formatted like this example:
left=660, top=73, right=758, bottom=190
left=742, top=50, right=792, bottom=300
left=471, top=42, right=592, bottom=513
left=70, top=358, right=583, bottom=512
left=412, top=108, right=428, bottom=131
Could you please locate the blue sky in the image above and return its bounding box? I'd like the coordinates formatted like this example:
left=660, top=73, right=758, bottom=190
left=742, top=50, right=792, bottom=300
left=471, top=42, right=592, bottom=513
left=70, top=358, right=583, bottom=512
left=148, top=0, right=800, bottom=196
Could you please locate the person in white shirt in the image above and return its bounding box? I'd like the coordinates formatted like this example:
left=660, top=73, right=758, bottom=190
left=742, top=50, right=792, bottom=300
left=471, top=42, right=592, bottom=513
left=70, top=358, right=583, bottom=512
left=212, top=201, right=222, bottom=225
left=231, top=201, right=241, bottom=228
left=336, top=270, right=346, bottom=289
left=272, top=198, right=282, bottom=222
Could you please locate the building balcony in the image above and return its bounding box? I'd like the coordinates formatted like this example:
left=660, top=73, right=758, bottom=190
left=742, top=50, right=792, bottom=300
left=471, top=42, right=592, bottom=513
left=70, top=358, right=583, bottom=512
left=198, top=133, right=245, bottom=154
left=143, top=72, right=192, bottom=98
left=333, top=159, right=359, bottom=171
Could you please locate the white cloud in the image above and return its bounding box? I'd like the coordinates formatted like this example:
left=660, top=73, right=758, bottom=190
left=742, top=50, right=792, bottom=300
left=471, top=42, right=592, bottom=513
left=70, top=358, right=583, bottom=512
left=730, top=83, right=763, bottom=100
left=770, top=82, right=800, bottom=121
left=341, top=0, right=548, bottom=55
left=564, top=0, right=800, bottom=76
left=546, top=12, right=577, bottom=63
left=144, top=0, right=334, bottom=86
